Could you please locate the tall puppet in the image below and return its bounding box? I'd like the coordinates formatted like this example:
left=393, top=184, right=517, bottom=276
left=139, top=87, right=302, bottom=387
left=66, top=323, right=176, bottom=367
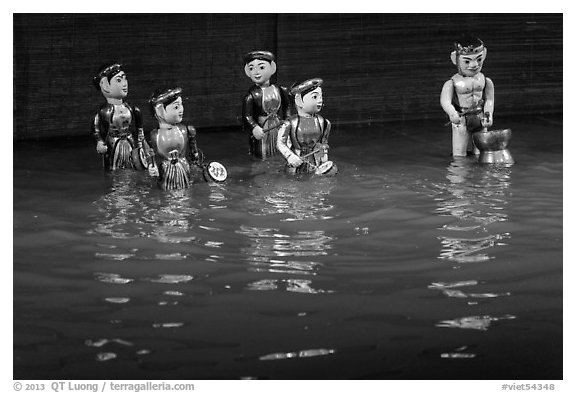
left=92, top=63, right=145, bottom=170
left=440, top=36, right=494, bottom=157
left=242, top=51, right=293, bottom=159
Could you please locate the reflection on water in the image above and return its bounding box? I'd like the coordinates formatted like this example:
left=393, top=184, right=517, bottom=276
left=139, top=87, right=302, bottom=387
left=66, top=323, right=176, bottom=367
left=13, top=121, right=563, bottom=379
left=90, top=171, right=151, bottom=240
left=236, top=168, right=337, bottom=293
left=428, top=280, right=511, bottom=299
left=244, top=161, right=336, bottom=221
left=437, top=233, right=510, bottom=263
left=246, top=278, right=333, bottom=294
left=94, top=272, right=134, bottom=284
left=430, top=158, right=516, bottom=341
left=89, top=171, right=225, bottom=261
left=85, top=171, right=222, bottom=360
left=440, top=346, right=477, bottom=358
left=435, top=314, right=516, bottom=330
left=237, top=225, right=331, bottom=268
left=434, top=158, right=512, bottom=263
left=86, top=338, right=132, bottom=362
left=259, top=348, right=336, bottom=361
left=90, top=170, right=228, bottom=242
left=84, top=163, right=341, bottom=365
left=235, top=224, right=334, bottom=293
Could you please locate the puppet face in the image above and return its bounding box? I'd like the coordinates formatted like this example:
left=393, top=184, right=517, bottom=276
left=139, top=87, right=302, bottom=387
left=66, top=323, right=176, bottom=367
left=156, top=97, right=184, bottom=125
left=100, top=71, right=128, bottom=99
left=453, top=49, right=487, bottom=77
left=244, top=59, right=276, bottom=86
left=297, top=87, right=323, bottom=114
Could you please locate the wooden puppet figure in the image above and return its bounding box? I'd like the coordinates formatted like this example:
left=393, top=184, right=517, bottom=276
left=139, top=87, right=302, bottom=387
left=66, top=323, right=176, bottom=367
left=147, top=87, right=202, bottom=190
left=277, top=78, right=337, bottom=176
left=92, top=63, right=145, bottom=170
left=440, top=36, right=494, bottom=157
left=242, top=51, right=293, bottom=159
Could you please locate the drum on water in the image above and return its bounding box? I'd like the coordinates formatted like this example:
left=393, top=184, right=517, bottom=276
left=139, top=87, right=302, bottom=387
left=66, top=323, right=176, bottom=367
left=131, top=147, right=149, bottom=171
left=315, top=161, right=338, bottom=176
left=203, top=161, right=228, bottom=183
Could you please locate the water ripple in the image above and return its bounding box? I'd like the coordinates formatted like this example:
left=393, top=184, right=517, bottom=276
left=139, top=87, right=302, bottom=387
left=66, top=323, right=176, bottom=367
left=438, top=233, right=510, bottom=263
left=95, top=252, right=135, bottom=261
left=146, top=274, right=194, bottom=284
left=94, top=273, right=133, bottom=284
left=96, top=352, right=117, bottom=362
left=155, top=253, right=188, bottom=260
left=246, top=279, right=333, bottom=294
left=436, top=314, right=516, bottom=330
left=85, top=338, right=134, bottom=347
left=152, top=322, right=184, bottom=328
left=441, top=353, right=476, bottom=359
left=259, top=348, right=336, bottom=361
left=104, top=297, right=131, bottom=304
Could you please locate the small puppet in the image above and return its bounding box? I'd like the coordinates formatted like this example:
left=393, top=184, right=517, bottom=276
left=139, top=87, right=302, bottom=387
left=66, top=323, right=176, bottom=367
left=440, top=35, right=494, bottom=157
left=242, top=50, right=293, bottom=159
left=91, top=63, right=145, bottom=170
left=146, top=87, right=201, bottom=190
left=277, top=78, right=337, bottom=176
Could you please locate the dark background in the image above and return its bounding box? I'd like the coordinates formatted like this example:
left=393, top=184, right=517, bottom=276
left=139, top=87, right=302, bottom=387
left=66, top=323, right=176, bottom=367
left=13, top=13, right=562, bottom=141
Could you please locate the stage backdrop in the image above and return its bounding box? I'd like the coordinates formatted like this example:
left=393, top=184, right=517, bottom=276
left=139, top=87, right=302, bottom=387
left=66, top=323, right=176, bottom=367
left=13, top=14, right=562, bottom=140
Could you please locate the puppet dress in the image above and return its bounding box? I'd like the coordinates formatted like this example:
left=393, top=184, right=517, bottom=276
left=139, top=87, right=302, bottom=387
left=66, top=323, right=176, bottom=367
left=243, top=84, right=291, bottom=159
left=149, top=124, right=196, bottom=190
left=278, top=114, right=331, bottom=175
left=92, top=102, right=141, bottom=170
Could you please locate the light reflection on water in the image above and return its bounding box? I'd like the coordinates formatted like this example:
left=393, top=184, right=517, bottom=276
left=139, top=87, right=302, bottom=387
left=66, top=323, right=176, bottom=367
left=243, top=161, right=336, bottom=221
left=91, top=172, right=200, bottom=246
left=434, top=157, right=512, bottom=264
left=236, top=163, right=337, bottom=292
left=428, top=157, right=518, bottom=353
left=13, top=120, right=563, bottom=379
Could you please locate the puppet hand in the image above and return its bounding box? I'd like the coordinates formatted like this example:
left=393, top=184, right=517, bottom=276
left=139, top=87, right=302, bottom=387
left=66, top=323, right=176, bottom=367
left=96, top=141, right=108, bottom=154
left=252, top=126, right=265, bottom=140
left=315, top=143, right=328, bottom=163
left=482, top=112, right=493, bottom=127
left=148, top=164, right=159, bottom=177
left=287, top=154, right=303, bottom=167
left=191, top=152, right=201, bottom=165
left=449, top=113, right=461, bottom=125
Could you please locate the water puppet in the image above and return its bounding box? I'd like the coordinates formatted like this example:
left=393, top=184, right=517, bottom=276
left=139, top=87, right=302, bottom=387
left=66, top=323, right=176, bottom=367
left=91, top=63, right=145, bottom=171
left=242, top=50, right=293, bottom=159
left=277, top=78, right=337, bottom=176
left=440, top=35, right=513, bottom=164
left=147, top=87, right=227, bottom=190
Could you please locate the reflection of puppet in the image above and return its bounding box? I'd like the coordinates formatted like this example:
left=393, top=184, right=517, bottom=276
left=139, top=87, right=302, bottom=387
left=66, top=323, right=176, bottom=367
left=242, top=51, right=293, bottom=159
left=147, top=87, right=201, bottom=190
left=92, top=63, right=145, bottom=170
left=277, top=78, right=337, bottom=175
left=440, top=36, right=494, bottom=157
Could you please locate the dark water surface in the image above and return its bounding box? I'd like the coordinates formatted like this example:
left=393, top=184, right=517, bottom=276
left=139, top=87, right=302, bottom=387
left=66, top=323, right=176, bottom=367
left=13, top=116, right=562, bottom=380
